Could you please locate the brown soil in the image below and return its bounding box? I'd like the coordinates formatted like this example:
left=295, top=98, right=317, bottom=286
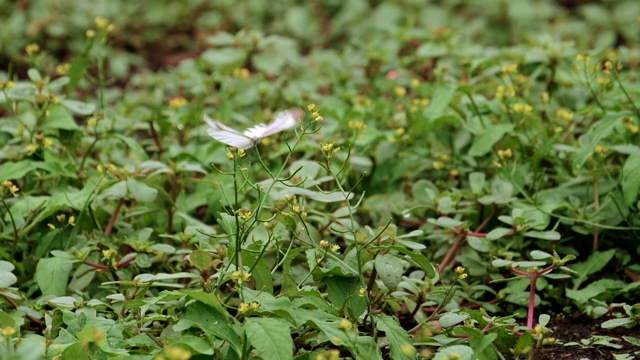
left=536, top=317, right=640, bottom=359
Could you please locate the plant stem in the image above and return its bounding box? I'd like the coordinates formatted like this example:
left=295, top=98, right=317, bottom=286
left=2, top=199, right=20, bottom=259
left=104, top=198, right=125, bottom=236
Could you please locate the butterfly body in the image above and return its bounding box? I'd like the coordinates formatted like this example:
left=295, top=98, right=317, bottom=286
left=205, top=109, right=303, bottom=149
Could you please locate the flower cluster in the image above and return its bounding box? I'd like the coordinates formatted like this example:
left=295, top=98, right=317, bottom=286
left=0, top=180, right=19, bottom=197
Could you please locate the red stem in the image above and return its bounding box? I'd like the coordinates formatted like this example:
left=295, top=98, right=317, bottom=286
left=150, top=121, right=163, bottom=157
left=439, top=231, right=466, bottom=273
left=83, top=260, right=110, bottom=270
left=104, top=198, right=125, bottom=236
left=115, top=255, right=137, bottom=269
left=527, top=272, right=538, bottom=329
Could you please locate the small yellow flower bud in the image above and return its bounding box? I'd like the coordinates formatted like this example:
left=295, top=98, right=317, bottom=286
left=339, top=319, right=352, bottom=331
left=95, top=17, right=109, bottom=29
left=1, top=327, right=15, bottom=337
left=25, top=43, right=40, bottom=56
left=169, top=97, right=188, bottom=109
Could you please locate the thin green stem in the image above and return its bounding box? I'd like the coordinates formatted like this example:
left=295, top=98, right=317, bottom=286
left=2, top=198, right=20, bottom=259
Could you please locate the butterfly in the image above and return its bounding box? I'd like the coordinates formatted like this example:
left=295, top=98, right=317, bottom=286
left=204, top=109, right=304, bottom=149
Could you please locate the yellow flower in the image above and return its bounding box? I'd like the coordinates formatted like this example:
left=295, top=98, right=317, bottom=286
left=238, top=302, right=250, bottom=314
left=87, top=117, right=97, bottom=127
left=433, top=161, right=444, bottom=170
left=237, top=148, right=246, bottom=157
left=541, top=92, right=549, bottom=103
left=320, top=240, right=330, bottom=249
left=102, top=249, right=117, bottom=260
left=449, top=169, right=459, bottom=177
left=95, top=17, right=109, bottom=29
left=497, top=148, right=512, bottom=159
left=233, top=68, right=250, bottom=80
left=594, top=144, right=607, bottom=154
left=348, top=120, right=366, bottom=130
left=226, top=151, right=234, bottom=160
left=27, top=143, right=38, bottom=155
left=48, top=223, right=56, bottom=231
left=411, top=78, right=421, bottom=88
left=358, top=287, right=367, bottom=297
left=238, top=209, right=252, bottom=220
left=307, top=103, right=316, bottom=111
left=331, top=244, right=340, bottom=253
left=339, top=319, right=352, bottom=331
left=1, top=327, right=15, bottom=337
left=44, top=138, right=54, bottom=149
left=556, top=108, right=574, bottom=122
left=55, top=63, right=70, bottom=76
left=25, top=43, right=40, bottom=56
left=400, top=343, right=416, bottom=356
left=495, top=85, right=515, bottom=99
left=68, top=216, right=76, bottom=226
left=394, top=86, right=407, bottom=97
left=86, top=29, right=96, bottom=38
left=9, top=185, right=19, bottom=196
left=164, top=345, right=192, bottom=360
left=501, top=63, right=518, bottom=74
left=168, top=97, right=187, bottom=109
left=512, top=103, right=532, bottom=113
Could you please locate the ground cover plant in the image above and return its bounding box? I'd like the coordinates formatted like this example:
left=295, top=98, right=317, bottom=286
left=1, top=0, right=640, bottom=359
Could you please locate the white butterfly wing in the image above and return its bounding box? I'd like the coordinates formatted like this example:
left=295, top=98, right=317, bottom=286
left=254, top=109, right=304, bottom=138
left=204, top=115, right=255, bottom=149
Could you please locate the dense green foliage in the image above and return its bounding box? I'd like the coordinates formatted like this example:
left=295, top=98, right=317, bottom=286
left=1, top=0, right=640, bottom=359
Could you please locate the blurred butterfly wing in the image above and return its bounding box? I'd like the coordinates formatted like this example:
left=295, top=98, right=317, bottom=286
left=204, top=115, right=255, bottom=149
left=257, top=109, right=304, bottom=138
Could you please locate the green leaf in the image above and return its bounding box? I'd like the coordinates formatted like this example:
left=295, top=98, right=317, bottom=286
left=424, top=85, right=456, bottom=118
left=486, top=227, right=513, bottom=241
left=126, top=178, right=158, bottom=202
left=374, top=254, right=404, bottom=290
left=468, top=124, right=514, bottom=157
left=388, top=245, right=436, bottom=278
left=434, top=345, right=474, bottom=360
left=375, top=315, right=416, bottom=360
left=571, top=113, right=620, bottom=170
left=523, top=230, right=561, bottom=241
left=42, top=105, right=80, bottom=131
left=61, top=99, right=95, bottom=115
left=189, top=250, right=213, bottom=270
left=514, top=332, right=533, bottom=355
left=572, top=249, right=616, bottom=289
left=439, top=313, right=468, bottom=328
left=201, top=48, right=247, bottom=73
left=0, top=270, right=18, bottom=288
left=67, top=53, right=90, bottom=94
left=176, top=301, right=241, bottom=356
left=179, top=289, right=226, bottom=314
left=0, top=160, right=36, bottom=182
left=325, top=276, right=367, bottom=317
left=36, top=257, right=73, bottom=296
left=622, top=153, right=640, bottom=206
left=244, top=318, right=293, bottom=360
left=168, top=335, right=215, bottom=355
left=469, top=172, right=486, bottom=193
